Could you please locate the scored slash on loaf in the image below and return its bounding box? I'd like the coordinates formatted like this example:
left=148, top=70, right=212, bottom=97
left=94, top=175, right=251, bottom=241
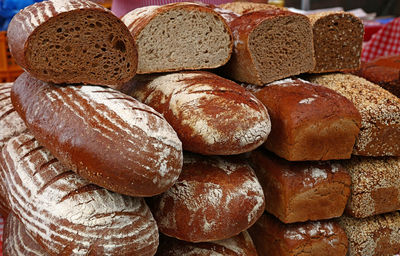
left=11, top=72, right=183, bottom=197
left=7, top=0, right=137, bottom=88
left=121, top=71, right=271, bottom=155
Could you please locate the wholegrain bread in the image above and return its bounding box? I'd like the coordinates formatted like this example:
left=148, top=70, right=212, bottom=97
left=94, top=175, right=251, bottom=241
left=7, top=0, right=137, bottom=88
left=309, top=73, right=400, bottom=156
left=250, top=149, right=351, bottom=223
left=121, top=2, right=232, bottom=74
left=308, top=12, right=363, bottom=73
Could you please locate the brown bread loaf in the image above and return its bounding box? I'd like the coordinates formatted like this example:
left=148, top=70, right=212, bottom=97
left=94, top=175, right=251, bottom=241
left=156, top=231, right=258, bottom=256
left=308, top=12, right=364, bottom=73
left=220, top=9, right=314, bottom=85
left=3, top=213, right=48, bottom=256
left=0, top=133, right=159, bottom=255
left=121, top=71, right=271, bottom=155
left=246, top=78, right=361, bottom=161
left=250, top=149, right=351, bottom=223
left=11, top=72, right=183, bottom=197
left=121, top=3, right=232, bottom=74
left=219, top=2, right=282, bottom=15
left=309, top=73, right=400, bottom=156
left=149, top=153, right=265, bottom=243
left=341, top=156, right=400, bottom=218
left=339, top=212, right=400, bottom=256
left=7, top=0, right=137, bottom=88
left=248, top=213, right=349, bottom=256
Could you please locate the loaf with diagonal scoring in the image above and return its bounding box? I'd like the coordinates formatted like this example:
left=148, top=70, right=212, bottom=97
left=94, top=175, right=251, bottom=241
left=11, top=72, right=183, bottom=197
left=0, top=133, right=159, bottom=255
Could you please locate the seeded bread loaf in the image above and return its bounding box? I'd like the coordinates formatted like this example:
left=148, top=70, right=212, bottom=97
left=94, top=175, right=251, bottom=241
left=219, top=2, right=282, bottom=15
left=156, top=231, right=258, bottom=256
left=11, top=72, right=183, bottom=197
left=309, top=73, right=400, bottom=156
left=121, top=71, right=271, bottom=155
left=246, top=78, right=361, bottom=161
left=7, top=0, right=137, bottom=88
left=3, top=213, right=48, bottom=256
left=340, top=156, right=400, bottom=218
left=220, top=9, right=314, bottom=85
left=308, top=12, right=363, bottom=73
left=248, top=213, right=349, bottom=256
left=121, top=2, right=232, bottom=74
left=0, top=133, right=159, bottom=255
left=339, top=212, right=400, bottom=256
left=149, top=153, right=265, bottom=243
left=250, top=149, right=351, bottom=223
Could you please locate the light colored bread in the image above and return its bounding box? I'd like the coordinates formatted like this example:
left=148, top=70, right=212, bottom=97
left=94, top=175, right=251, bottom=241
left=250, top=149, right=351, bottom=223
left=308, top=12, right=363, bottom=73
left=0, top=133, right=159, bottom=255
left=249, top=213, right=349, bottom=256
left=121, top=71, right=271, bottom=155
left=11, top=72, right=183, bottom=197
left=7, top=0, right=137, bottom=88
left=121, top=2, right=232, bottom=74
left=149, top=153, right=265, bottom=243
left=341, top=156, right=400, bottom=218
left=246, top=78, right=361, bottom=161
left=219, top=2, right=282, bottom=15
left=339, top=212, right=400, bottom=256
left=309, top=73, right=400, bottom=156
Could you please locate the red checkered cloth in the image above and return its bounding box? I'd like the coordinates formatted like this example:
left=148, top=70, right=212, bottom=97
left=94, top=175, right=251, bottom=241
left=362, top=17, right=400, bottom=62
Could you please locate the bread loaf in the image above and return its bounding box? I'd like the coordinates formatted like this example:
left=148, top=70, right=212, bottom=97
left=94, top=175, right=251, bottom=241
left=0, top=133, right=159, bottom=255
left=246, top=78, right=361, bottom=161
left=308, top=12, right=363, bottom=73
left=309, top=73, right=400, bottom=156
left=250, top=149, right=351, bottom=223
left=3, top=213, right=48, bottom=256
left=7, top=0, right=137, bottom=88
left=219, top=2, right=282, bottom=15
left=339, top=212, right=400, bottom=256
left=149, top=153, right=265, bottom=242
left=121, top=2, right=232, bottom=74
left=11, top=72, right=183, bottom=197
left=248, top=213, right=349, bottom=256
left=220, top=9, right=314, bottom=85
left=341, top=156, right=400, bottom=218
left=156, top=231, right=258, bottom=256
left=121, top=71, right=271, bottom=155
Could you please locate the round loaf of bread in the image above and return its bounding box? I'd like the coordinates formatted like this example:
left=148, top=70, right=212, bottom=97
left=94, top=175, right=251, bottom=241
left=121, top=71, right=271, bottom=155
left=7, top=0, right=137, bottom=88
left=11, top=72, right=183, bottom=197
left=149, top=154, right=265, bottom=242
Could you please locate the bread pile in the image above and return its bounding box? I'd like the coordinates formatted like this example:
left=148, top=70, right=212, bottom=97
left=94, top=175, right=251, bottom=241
left=0, top=0, right=398, bottom=255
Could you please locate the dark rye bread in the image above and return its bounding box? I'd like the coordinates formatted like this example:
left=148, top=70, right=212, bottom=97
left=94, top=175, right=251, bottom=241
left=220, top=9, right=314, bottom=85
left=121, top=71, right=271, bottom=155
left=121, top=2, right=232, bottom=74
left=339, top=212, right=400, bottom=256
left=3, top=213, right=48, bottom=256
left=308, top=12, right=363, bottom=73
left=7, top=0, right=137, bottom=88
left=340, top=156, right=400, bottom=218
left=149, top=153, right=265, bottom=243
left=249, top=149, right=351, bottom=223
left=156, top=231, right=258, bottom=256
left=248, top=213, right=349, bottom=256
left=11, top=72, right=183, bottom=197
left=246, top=78, right=361, bottom=161
left=0, top=133, right=159, bottom=255
left=309, top=73, right=400, bottom=156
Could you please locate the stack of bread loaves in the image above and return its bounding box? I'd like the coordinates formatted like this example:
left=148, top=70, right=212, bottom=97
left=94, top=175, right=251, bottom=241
left=1, top=0, right=399, bottom=255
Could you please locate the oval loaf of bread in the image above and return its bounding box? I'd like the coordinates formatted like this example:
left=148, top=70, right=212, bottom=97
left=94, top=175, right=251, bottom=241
left=121, top=3, right=232, bottom=74
left=149, top=153, right=265, bottom=242
left=0, top=133, right=159, bottom=255
left=7, top=0, right=137, bottom=88
left=121, top=71, right=271, bottom=155
left=11, top=72, right=183, bottom=197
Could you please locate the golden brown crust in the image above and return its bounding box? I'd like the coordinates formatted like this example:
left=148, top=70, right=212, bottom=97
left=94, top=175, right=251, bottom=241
left=219, top=2, right=283, bottom=15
